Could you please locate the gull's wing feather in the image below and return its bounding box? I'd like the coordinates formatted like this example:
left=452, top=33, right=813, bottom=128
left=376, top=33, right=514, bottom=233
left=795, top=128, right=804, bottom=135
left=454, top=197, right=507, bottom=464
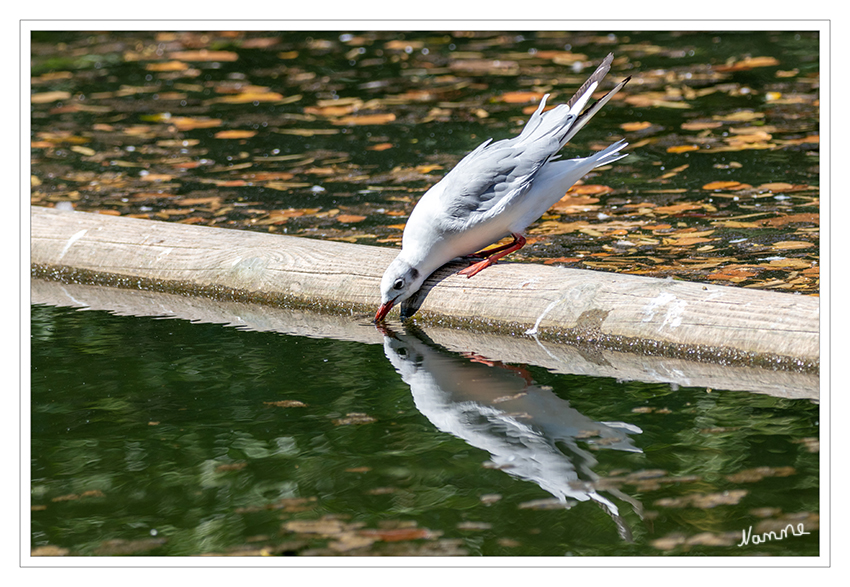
left=434, top=53, right=628, bottom=226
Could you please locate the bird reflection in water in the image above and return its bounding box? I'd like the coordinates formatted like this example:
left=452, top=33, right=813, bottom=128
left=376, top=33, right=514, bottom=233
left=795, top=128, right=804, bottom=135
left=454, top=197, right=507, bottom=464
left=379, top=324, right=644, bottom=542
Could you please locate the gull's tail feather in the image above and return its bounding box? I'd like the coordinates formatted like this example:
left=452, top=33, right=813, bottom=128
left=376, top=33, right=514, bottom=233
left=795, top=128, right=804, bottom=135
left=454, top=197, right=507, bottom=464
left=519, top=53, right=629, bottom=151
left=565, top=52, right=615, bottom=110
left=560, top=75, right=631, bottom=147
left=590, top=138, right=629, bottom=168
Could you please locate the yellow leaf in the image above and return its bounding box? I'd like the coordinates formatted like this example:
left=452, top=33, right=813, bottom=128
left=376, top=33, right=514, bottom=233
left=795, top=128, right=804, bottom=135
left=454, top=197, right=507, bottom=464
left=168, top=50, right=238, bottom=62
left=715, top=221, right=761, bottom=228
left=715, top=56, right=780, bottom=72
left=713, top=110, right=764, bottom=122
left=332, top=113, right=396, bottom=126
left=337, top=214, right=367, bottom=223
left=667, top=145, right=699, bottom=154
left=145, top=61, right=189, bottom=72
left=212, top=91, right=286, bottom=104
left=70, top=145, right=96, bottom=156
left=620, top=121, right=652, bottom=132
left=654, top=202, right=704, bottom=214
left=415, top=164, right=443, bottom=173
left=367, top=143, right=394, bottom=151
left=277, top=128, right=340, bottom=136
left=771, top=241, right=815, bottom=250
left=567, top=184, right=613, bottom=196
left=681, top=121, right=723, bottom=131
left=702, top=181, right=752, bottom=191
left=171, top=117, right=223, bottom=131
left=304, top=103, right=360, bottom=116
left=498, top=91, right=546, bottom=104
left=214, top=130, right=257, bottom=139
left=662, top=236, right=715, bottom=246
left=781, top=135, right=819, bottom=145
left=32, top=91, right=72, bottom=104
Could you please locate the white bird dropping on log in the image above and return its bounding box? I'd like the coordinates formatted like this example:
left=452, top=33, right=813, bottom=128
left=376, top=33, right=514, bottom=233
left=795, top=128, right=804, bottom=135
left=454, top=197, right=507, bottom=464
left=376, top=53, right=630, bottom=322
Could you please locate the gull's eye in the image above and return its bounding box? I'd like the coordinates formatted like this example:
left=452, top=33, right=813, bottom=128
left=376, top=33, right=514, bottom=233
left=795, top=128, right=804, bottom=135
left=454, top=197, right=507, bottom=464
left=393, top=278, right=404, bottom=290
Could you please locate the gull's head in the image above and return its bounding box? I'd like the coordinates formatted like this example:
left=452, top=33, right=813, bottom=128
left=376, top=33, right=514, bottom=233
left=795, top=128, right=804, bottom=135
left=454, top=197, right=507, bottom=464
left=375, top=256, right=425, bottom=322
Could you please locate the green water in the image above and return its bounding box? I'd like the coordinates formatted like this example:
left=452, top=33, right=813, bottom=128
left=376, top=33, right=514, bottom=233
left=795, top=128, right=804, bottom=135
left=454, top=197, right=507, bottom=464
left=30, top=303, right=819, bottom=557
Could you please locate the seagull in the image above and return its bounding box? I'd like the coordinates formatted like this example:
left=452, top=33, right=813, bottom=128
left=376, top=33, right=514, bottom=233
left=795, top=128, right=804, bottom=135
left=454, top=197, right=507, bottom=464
left=376, top=53, right=630, bottom=322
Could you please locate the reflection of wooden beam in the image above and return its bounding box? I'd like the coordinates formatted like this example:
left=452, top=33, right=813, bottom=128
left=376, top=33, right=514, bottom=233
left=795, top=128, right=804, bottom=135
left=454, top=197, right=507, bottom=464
left=31, top=206, right=818, bottom=370
left=30, top=279, right=819, bottom=400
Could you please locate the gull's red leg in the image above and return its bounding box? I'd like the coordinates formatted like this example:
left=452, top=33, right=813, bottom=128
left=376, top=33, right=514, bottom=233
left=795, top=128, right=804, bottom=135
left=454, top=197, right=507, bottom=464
left=465, top=237, right=522, bottom=259
left=458, top=233, right=526, bottom=277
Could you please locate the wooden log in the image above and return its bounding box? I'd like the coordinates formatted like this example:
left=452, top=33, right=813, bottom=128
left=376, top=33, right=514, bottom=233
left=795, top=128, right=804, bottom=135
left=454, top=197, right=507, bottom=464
left=30, top=206, right=819, bottom=369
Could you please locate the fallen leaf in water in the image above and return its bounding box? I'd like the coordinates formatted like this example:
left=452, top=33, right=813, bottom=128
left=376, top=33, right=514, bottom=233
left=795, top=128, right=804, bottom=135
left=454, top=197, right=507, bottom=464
left=247, top=171, right=295, bottom=181
left=762, top=258, right=812, bottom=269
left=358, top=528, right=437, bottom=542
left=36, top=132, right=90, bottom=145
left=760, top=213, right=819, bottom=227
left=543, top=257, right=582, bottom=264
left=681, top=120, right=723, bottom=131
left=284, top=519, right=346, bottom=535
left=332, top=413, right=376, bottom=425
left=336, top=214, right=367, bottom=223
left=757, top=182, right=809, bottom=192
left=70, top=145, right=96, bottom=156
left=715, top=56, right=780, bottom=72
left=771, top=241, right=815, bottom=250
left=171, top=117, right=223, bottom=131
left=568, top=184, right=613, bottom=196
left=713, top=110, right=765, bottom=122
left=145, top=61, right=189, bottom=72
left=780, top=134, right=819, bottom=146
left=702, top=181, right=752, bottom=191
left=168, top=49, right=239, bottom=62
left=726, top=466, right=795, bottom=483
left=707, top=267, right=763, bottom=282
left=449, top=59, right=520, bottom=75
left=277, top=128, right=340, bottom=136
left=305, top=103, right=360, bottom=117
left=32, top=91, right=72, bottom=104
left=518, top=498, right=569, bottom=510
left=535, top=50, right=587, bottom=64
left=210, top=91, right=286, bottom=104
left=549, top=197, right=599, bottom=213
left=367, top=143, right=394, bottom=151
left=214, top=130, right=257, bottom=139
left=498, top=91, right=546, bottom=104
left=332, top=113, right=396, bottom=125
left=667, top=145, right=699, bottom=154
left=655, top=489, right=748, bottom=509
left=95, top=538, right=167, bottom=555
left=178, top=197, right=222, bottom=207
left=620, top=121, right=653, bottom=132
left=31, top=546, right=70, bottom=556
left=626, top=91, right=691, bottom=109
left=264, top=400, right=307, bottom=408
left=653, top=202, right=704, bottom=214
left=663, top=236, right=715, bottom=246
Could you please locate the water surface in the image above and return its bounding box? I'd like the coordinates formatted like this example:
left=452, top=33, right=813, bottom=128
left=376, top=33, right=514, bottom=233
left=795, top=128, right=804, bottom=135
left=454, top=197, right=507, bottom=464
left=31, top=297, right=819, bottom=557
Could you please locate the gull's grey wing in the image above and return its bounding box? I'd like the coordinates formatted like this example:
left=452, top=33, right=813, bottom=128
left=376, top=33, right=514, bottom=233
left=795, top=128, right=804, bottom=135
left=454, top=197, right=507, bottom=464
left=435, top=52, right=627, bottom=224
left=437, top=128, right=571, bottom=221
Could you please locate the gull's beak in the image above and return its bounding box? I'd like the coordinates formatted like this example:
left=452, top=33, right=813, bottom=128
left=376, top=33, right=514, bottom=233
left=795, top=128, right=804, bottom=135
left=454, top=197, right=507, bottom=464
left=375, top=300, right=394, bottom=323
